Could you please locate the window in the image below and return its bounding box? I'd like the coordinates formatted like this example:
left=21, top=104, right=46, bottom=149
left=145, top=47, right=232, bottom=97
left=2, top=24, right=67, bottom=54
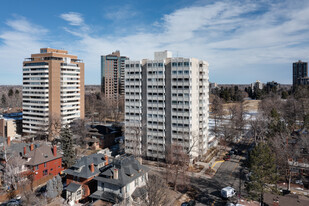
left=36, top=165, right=39, bottom=170
left=44, top=163, right=47, bottom=167
left=43, top=169, right=48, bottom=176
left=77, top=190, right=81, bottom=196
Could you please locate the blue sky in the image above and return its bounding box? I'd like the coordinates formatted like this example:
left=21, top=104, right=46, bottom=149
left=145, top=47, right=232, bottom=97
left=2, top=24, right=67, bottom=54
left=1, top=0, right=309, bottom=85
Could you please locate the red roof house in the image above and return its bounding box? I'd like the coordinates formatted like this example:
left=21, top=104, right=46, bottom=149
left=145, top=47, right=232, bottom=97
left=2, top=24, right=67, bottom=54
left=24, top=144, right=63, bottom=181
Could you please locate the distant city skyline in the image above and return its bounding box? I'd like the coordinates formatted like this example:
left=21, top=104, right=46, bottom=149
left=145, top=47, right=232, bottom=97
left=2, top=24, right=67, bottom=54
left=1, top=0, right=309, bottom=85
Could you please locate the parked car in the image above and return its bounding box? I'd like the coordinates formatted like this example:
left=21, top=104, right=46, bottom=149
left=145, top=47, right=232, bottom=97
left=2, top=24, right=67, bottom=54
left=295, top=179, right=303, bottom=185
left=223, top=154, right=231, bottom=161
left=181, top=200, right=196, bottom=206
left=221, top=186, right=236, bottom=199
left=229, top=149, right=235, bottom=155
left=226, top=203, right=245, bottom=206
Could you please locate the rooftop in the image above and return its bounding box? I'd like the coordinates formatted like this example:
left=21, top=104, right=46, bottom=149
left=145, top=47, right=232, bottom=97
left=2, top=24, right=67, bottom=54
left=94, top=154, right=149, bottom=187
left=64, top=153, right=107, bottom=179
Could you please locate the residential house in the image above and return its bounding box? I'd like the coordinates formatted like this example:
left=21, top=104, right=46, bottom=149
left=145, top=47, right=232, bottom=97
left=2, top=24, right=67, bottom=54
left=0, top=137, right=35, bottom=176
left=88, top=124, right=122, bottom=149
left=24, top=144, right=63, bottom=181
left=90, top=154, right=150, bottom=205
left=0, top=140, right=62, bottom=187
left=64, top=153, right=109, bottom=203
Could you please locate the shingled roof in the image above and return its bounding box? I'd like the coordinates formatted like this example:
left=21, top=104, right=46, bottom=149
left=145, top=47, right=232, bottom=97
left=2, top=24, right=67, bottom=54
left=64, top=153, right=107, bottom=179
left=94, top=154, right=150, bottom=187
left=66, top=182, right=81, bottom=192
left=0, top=142, right=40, bottom=160
left=24, top=144, right=62, bottom=166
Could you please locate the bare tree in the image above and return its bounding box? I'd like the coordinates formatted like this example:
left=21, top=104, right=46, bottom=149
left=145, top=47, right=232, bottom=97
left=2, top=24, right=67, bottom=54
left=165, top=143, right=190, bottom=191
left=270, top=132, right=296, bottom=191
left=48, top=115, right=62, bottom=141
left=3, top=154, right=25, bottom=192
left=125, top=125, right=143, bottom=160
left=211, top=96, right=224, bottom=136
left=139, top=174, right=170, bottom=206
left=70, top=118, right=88, bottom=145
left=250, top=114, right=268, bottom=143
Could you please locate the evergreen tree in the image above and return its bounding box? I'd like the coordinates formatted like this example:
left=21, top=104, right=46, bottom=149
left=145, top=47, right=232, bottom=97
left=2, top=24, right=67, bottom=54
left=247, top=143, right=278, bottom=203
left=8, top=89, right=13, bottom=97
left=61, top=125, right=75, bottom=168
left=1, top=94, right=7, bottom=107
left=281, top=91, right=288, bottom=99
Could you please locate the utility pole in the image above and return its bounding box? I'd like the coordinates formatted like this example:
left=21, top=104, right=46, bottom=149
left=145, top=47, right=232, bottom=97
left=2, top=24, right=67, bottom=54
left=239, top=168, right=242, bottom=201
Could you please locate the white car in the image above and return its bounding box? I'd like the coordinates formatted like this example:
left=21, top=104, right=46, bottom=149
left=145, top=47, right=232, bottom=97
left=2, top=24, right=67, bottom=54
left=221, top=186, right=236, bottom=198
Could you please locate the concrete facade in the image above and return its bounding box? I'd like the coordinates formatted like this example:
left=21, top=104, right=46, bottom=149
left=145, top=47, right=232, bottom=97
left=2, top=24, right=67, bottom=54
left=0, top=118, right=16, bottom=138
left=293, top=60, right=308, bottom=86
left=22, top=48, right=85, bottom=135
left=101, top=51, right=129, bottom=99
left=124, top=51, right=209, bottom=161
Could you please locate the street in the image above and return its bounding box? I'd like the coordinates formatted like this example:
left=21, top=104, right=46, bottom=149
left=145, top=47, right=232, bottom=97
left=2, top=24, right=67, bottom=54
left=191, top=139, right=251, bottom=206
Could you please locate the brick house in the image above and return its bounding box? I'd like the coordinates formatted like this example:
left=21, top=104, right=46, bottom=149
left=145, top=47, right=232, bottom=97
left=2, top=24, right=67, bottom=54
left=63, top=153, right=108, bottom=203
left=24, top=144, right=63, bottom=181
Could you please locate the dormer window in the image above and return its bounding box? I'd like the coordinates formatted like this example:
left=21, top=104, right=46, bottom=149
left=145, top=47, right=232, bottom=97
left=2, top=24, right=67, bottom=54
left=77, top=165, right=84, bottom=172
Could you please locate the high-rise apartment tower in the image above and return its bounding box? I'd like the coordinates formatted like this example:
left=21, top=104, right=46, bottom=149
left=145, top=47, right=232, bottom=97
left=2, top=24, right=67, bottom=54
left=101, top=51, right=129, bottom=98
left=124, top=51, right=209, bottom=161
left=22, top=48, right=84, bottom=135
left=293, top=60, right=308, bottom=86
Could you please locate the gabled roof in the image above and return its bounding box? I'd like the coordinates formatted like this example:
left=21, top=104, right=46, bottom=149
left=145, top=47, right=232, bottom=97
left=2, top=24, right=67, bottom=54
left=66, top=182, right=81, bottom=192
left=0, top=142, right=40, bottom=160
left=24, top=144, right=62, bottom=166
left=94, top=154, right=150, bottom=187
left=64, top=153, right=107, bottom=179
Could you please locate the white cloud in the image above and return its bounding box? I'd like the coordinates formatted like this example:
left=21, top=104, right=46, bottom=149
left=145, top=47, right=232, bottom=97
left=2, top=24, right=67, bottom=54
left=2, top=0, right=309, bottom=85
left=0, top=17, right=48, bottom=84
left=60, top=12, right=84, bottom=26
left=6, top=17, right=48, bottom=34
left=104, top=4, right=138, bottom=21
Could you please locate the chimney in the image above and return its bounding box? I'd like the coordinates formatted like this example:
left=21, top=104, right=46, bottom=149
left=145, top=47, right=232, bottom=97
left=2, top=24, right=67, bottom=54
left=114, top=168, right=118, bottom=179
left=23, top=146, right=27, bottom=155
left=105, top=155, right=108, bottom=166
left=273, top=197, right=279, bottom=206
left=53, top=145, right=57, bottom=157
left=90, top=163, right=94, bottom=173
left=7, top=136, right=10, bottom=147
left=30, top=143, right=34, bottom=151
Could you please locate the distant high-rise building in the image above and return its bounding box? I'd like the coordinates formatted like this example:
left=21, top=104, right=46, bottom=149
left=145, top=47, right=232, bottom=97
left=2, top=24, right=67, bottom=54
left=124, top=51, right=209, bottom=161
left=22, top=48, right=84, bottom=135
left=251, top=80, right=263, bottom=91
left=293, top=60, right=308, bottom=86
left=101, top=51, right=129, bottom=98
